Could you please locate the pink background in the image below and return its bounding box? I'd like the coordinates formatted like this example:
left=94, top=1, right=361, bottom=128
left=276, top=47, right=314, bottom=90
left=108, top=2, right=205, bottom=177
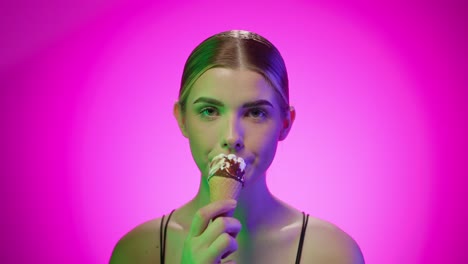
left=1, top=0, right=467, bottom=263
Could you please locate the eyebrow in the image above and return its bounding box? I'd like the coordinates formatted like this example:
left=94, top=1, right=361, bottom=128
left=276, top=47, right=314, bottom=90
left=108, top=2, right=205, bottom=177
left=193, top=97, right=274, bottom=108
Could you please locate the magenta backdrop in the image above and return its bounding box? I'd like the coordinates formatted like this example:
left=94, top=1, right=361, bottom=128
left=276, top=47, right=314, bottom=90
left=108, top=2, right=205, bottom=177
left=1, top=0, right=467, bottom=263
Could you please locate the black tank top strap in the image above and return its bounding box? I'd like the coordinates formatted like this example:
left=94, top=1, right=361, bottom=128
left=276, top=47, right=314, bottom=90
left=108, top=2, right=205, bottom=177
left=159, top=209, right=175, bottom=264
left=295, top=212, right=309, bottom=264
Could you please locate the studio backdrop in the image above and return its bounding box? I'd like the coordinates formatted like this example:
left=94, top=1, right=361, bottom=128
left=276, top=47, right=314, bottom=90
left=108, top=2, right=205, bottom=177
left=1, top=1, right=466, bottom=263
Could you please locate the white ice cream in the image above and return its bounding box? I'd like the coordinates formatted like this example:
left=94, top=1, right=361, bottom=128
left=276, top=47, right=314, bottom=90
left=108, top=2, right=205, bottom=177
left=208, top=153, right=246, bottom=178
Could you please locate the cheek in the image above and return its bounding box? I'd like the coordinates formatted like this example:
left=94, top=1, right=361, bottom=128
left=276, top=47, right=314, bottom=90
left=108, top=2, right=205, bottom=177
left=186, top=122, right=218, bottom=173
left=247, top=124, right=281, bottom=161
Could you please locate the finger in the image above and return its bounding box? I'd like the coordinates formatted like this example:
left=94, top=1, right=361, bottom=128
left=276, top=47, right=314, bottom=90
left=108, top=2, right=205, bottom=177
left=189, top=199, right=237, bottom=237
left=209, top=233, right=238, bottom=262
left=201, top=217, right=241, bottom=244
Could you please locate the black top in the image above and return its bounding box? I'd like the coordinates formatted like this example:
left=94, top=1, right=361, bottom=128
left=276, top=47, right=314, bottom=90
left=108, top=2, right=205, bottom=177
left=159, top=210, right=309, bottom=264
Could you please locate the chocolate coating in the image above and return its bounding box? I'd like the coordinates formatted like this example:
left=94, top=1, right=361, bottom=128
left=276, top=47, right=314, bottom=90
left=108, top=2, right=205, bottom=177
left=208, top=154, right=245, bottom=186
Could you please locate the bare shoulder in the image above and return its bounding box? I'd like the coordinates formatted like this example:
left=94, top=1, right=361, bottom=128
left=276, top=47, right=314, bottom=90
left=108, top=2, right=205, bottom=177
left=302, top=216, right=365, bottom=264
left=109, top=217, right=163, bottom=264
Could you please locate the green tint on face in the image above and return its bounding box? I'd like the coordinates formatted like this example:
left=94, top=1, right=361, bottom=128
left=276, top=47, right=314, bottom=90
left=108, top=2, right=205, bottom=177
left=181, top=68, right=285, bottom=186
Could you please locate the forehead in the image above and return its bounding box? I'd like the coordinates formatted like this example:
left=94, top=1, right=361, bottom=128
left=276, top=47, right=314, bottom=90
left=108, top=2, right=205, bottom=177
left=187, top=68, right=277, bottom=104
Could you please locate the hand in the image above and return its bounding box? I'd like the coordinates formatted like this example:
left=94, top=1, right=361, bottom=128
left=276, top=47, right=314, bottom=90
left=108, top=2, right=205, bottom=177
left=181, top=199, right=241, bottom=264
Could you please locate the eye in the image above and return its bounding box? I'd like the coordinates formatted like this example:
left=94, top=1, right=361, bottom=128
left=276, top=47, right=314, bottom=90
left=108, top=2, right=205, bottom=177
left=246, top=108, right=268, bottom=120
left=199, top=106, right=219, bottom=119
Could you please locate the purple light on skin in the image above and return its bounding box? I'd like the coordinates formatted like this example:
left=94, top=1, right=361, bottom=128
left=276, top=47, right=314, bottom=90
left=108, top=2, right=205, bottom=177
left=2, top=1, right=466, bottom=264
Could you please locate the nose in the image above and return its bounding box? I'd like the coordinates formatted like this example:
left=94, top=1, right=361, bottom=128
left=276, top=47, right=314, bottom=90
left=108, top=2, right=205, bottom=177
left=222, top=114, right=244, bottom=152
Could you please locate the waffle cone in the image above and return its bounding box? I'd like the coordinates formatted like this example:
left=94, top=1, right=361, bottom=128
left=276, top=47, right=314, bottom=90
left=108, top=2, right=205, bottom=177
left=208, top=176, right=243, bottom=202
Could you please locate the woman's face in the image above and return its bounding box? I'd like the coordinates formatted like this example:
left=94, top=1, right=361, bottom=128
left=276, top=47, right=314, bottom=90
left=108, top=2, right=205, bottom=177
left=175, top=68, right=293, bottom=185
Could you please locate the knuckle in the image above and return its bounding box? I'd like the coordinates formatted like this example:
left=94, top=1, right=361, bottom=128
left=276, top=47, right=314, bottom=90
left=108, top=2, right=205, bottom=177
left=215, top=217, right=227, bottom=230
left=232, top=218, right=241, bottom=229
left=185, top=236, right=201, bottom=249
left=231, top=238, right=238, bottom=251
left=219, top=233, right=231, bottom=247
left=195, top=209, right=208, bottom=221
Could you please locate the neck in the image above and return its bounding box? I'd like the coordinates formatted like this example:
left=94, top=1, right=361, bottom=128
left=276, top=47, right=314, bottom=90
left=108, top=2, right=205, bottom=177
left=234, top=175, right=282, bottom=233
left=185, top=174, right=286, bottom=234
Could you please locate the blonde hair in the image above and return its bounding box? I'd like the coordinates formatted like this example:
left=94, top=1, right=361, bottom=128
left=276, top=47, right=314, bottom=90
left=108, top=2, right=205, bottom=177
left=178, top=30, right=289, bottom=113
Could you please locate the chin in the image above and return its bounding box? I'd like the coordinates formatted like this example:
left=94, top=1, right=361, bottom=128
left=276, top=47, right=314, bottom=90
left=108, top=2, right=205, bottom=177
left=243, top=170, right=264, bottom=187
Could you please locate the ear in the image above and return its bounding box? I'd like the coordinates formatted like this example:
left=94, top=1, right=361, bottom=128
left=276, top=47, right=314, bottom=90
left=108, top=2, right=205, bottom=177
left=173, top=102, right=188, bottom=138
left=279, top=106, right=295, bottom=141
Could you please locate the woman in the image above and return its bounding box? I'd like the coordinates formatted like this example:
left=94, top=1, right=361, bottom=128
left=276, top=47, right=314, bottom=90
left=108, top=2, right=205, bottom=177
left=110, top=30, right=364, bottom=264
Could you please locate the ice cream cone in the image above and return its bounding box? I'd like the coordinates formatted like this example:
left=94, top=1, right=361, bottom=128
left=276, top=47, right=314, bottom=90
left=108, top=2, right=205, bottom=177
left=207, top=153, right=246, bottom=202
left=208, top=176, right=243, bottom=202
